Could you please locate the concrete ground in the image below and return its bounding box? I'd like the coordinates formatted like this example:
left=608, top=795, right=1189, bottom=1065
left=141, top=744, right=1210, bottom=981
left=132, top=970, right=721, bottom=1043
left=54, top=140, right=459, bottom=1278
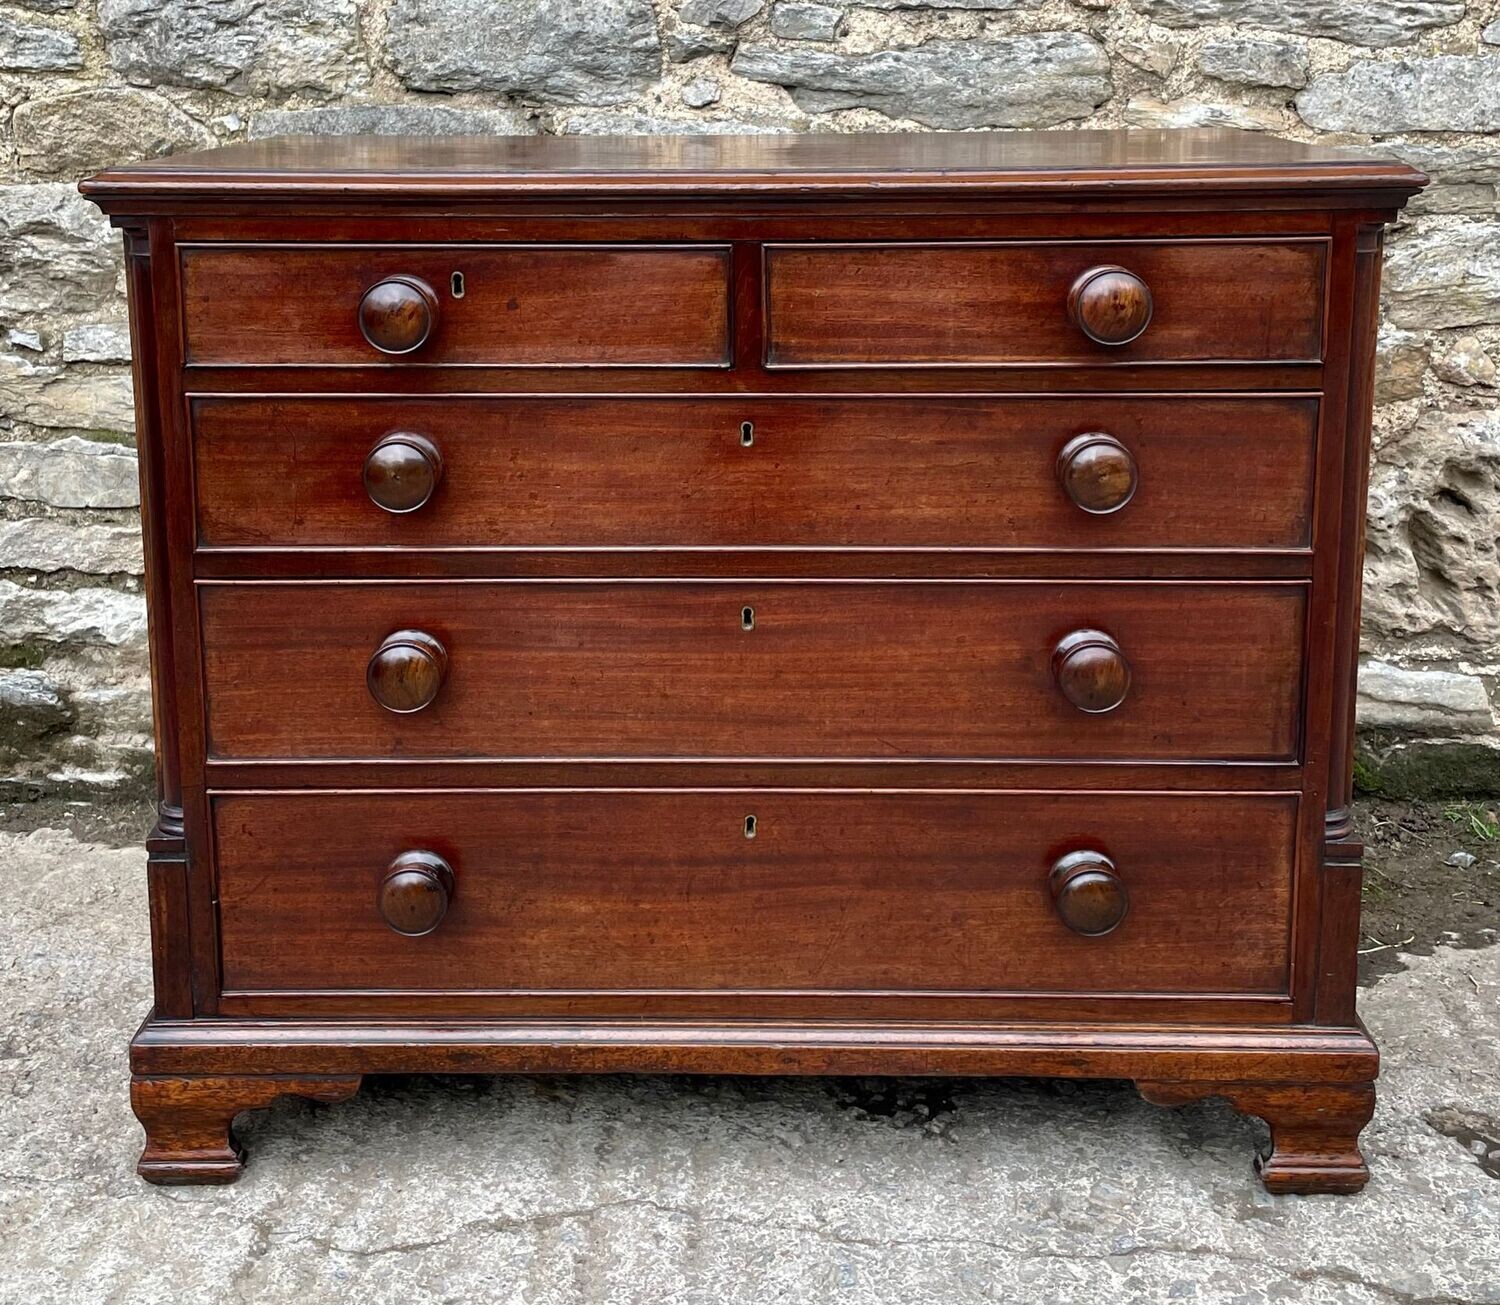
left=1, top=801, right=1496, bottom=1305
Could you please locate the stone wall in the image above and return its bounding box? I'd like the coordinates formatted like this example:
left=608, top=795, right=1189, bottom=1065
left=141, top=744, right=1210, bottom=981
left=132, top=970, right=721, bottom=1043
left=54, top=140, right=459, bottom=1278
left=1, top=0, right=1497, bottom=796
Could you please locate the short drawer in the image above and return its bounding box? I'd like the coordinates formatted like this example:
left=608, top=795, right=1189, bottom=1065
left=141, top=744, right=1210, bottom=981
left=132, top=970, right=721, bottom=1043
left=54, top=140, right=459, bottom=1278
left=178, top=243, right=731, bottom=367
left=765, top=240, right=1327, bottom=366
left=198, top=580, right=1306, bottom=763
left=213, top=790, right=1297, bottom=999
left=192, top=395, right=1318, bottom=552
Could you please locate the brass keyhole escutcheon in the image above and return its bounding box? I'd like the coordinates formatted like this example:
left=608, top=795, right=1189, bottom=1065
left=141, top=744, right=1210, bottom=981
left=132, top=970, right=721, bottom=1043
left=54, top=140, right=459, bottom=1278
left=740, top=421, right=754, bottom=447
left=744, top=814, right=757, bottom=839
left=741, top=606, right=755, bottom=631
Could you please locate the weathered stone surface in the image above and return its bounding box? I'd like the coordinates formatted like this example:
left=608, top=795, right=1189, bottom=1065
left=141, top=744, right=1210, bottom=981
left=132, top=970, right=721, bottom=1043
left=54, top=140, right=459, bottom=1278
left=13, top=0, right=76, bottom=12
left=388, top=0, right=660, bottom=105
left=60, top=324, right=132, bottom=365
left=1433, top=336, right=1498, bottom=388
left=99, top=0, right=366, bottom=97
left=12, top=88, right=214, bottom=179
left=0, top=184, right=119, bottom=318
left=1384, top=221, right=1500, bottom=331
left=0, top=437, right=139, bottom=510
left=1379, top=141, right=1500, bottom=186
left=1483, top=17, right=1499, bottom=44
left=0, top=580, right=146, bottom=648
left=1116, top=34, right=1177, bottom=77
left=0, top=520, right=143, bottom=576
left=1364, top=407, right=1500, bottom=651
left=682, top=77, right=722, bottom=108
left=854, top=0, right=1042, bottom=7
left=1297, top=57, right=1500, bottom=134
left=249, top=103, right=536, bottom=139
left=1124, top=97, right=1284, bottom=131
left=0, top=12, right=81, bottom=70
left=1358, top=736, right=1500, bottom=797
left=1196, top=36, right=1307, bottom=89
left=732, top=34, right=1111, bottom=129
left=1135, top=0, right=1464, bottom=47
left=666, top=28, right=735, bottom=62
left=0, top=356, right=135, bottom=435
left=7, top=329, right=44, bottom=353
left=0, top=670, right=70, bottom=743
left=547, top=108, right=798, bottom=134
left=1375, top=325, right=1428, bottom=403
left=679, top=0, right=761, bottom=27
left=1379, top=141, right=1500, bottom=215
left=1357, top=661, right=1494, bottom=735
left=769, top=1, right=845, bottom=41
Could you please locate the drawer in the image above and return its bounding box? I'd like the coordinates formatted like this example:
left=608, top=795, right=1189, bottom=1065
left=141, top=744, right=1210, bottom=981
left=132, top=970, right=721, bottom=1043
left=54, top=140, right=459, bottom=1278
left=178, top=244, right=731, bottom=367
left=765, top=240, right=1327, bottom=366
left=199, top=581, right=1306, bottom=762
left=192, top=395, right=1318, bottom=552
left=213, top=790, right=1297, bottom=998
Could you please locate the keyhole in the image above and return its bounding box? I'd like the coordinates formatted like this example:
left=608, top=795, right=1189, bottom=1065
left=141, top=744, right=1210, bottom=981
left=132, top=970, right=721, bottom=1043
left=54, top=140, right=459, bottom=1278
left=450, top=270, right=466, bottom=298
left=740, top=421, right=754, bottom=447
left=741, top=606, right=755, bottom=631
left=744, top=814, right=757, bottom=839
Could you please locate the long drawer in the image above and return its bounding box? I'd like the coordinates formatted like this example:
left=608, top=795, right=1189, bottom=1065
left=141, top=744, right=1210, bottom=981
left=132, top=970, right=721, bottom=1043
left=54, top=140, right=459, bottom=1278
left=198, top=580, right=1306, bottom=763
left=765, top=239, right=1327, bottom=366
left=192, top=395, right=1319, bottom=552
left=214, top=790, right=1298, bottom=999
left=178, top=243, right=732, bottom=367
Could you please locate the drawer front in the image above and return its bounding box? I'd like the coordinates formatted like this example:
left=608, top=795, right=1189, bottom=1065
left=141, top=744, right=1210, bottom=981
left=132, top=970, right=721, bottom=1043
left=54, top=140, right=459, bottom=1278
left=765, top=240, right=1327, bottom=366
left=179, top=244, right=732, bottom=367
left=193, top=395, right=1318, bottom=552
left=214, top=790, right=1297, bottom=997
left=199, top=581, right=1305, bottom=762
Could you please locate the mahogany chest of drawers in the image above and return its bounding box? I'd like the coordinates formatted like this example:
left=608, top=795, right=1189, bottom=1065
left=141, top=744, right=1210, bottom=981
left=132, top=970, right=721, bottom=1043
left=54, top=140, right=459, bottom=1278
left=81, top=129, right=1425, bottom=1192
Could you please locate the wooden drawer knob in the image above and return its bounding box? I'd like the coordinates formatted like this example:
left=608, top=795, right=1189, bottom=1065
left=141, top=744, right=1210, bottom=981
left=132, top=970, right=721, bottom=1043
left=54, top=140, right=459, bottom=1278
left=1052, top=628, right=1131, bottom=713
left=364, top=432, right=443, bottom=514
left=1068, top=265, right=1153, bottom=346
left=1050, top=850, right=1128, bottom=936
left=358, top=275, right=439, bottom=355
left=366, top=629, right=448, bottom=713
left=378, top=849, right=454, bottom=936
left=1057, top=432, right=1138, bottom=514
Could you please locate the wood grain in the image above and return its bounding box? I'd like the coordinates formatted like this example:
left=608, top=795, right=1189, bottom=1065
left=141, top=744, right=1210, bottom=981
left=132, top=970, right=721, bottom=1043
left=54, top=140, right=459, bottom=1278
left=179, top=244, right=731, bottom=367
left=197, top=580, right=1307, bottom=763
left=212, top=789, right=1296, bottom=998
left=191, top=394, right=1318, bottom=552
left=765, top=240, right=1327, bottom=366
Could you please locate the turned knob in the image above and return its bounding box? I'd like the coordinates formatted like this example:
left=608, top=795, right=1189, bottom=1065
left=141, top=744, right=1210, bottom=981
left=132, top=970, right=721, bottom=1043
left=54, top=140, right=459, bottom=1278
left=1052, top=628, right=1131, bottom=714
left=364, top=432, right=443, bottom=514
left=366, top=629, right=448, bottom=713
left=1068, top=265, right=1153, bottom=346
left=1057, top=432, right=1138, bottom=515
left=378, top=849, right=454, bottom=936
left=358, top=275, right=439, bottom=355
left=1050, top=849, right=1129, bottom=936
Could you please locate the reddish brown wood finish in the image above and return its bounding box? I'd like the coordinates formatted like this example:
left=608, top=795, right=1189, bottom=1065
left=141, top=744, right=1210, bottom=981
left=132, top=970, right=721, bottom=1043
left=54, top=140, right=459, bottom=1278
left=212, top=790, right=1296, bottom=1001
left=1137, top=1080, right=1376, bottom=1193
left=198, top=581, right=1306, bottom=762
left=190, top=395, right=1318, bottom=552
left=132, top=1074, right=362, bottom=1184
left=764, top=240, right=1327, bottom=366
left=179, top=244, right=732, bottom=366
left=82, top=129, right=1422, bottom=1191
left=1068, top=266, right=1154, bottom=346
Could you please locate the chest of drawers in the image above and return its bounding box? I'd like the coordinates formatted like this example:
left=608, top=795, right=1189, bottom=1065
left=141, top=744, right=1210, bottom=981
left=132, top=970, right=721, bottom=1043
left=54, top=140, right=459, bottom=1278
left=81, top=129, right=1425, bottom=1192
